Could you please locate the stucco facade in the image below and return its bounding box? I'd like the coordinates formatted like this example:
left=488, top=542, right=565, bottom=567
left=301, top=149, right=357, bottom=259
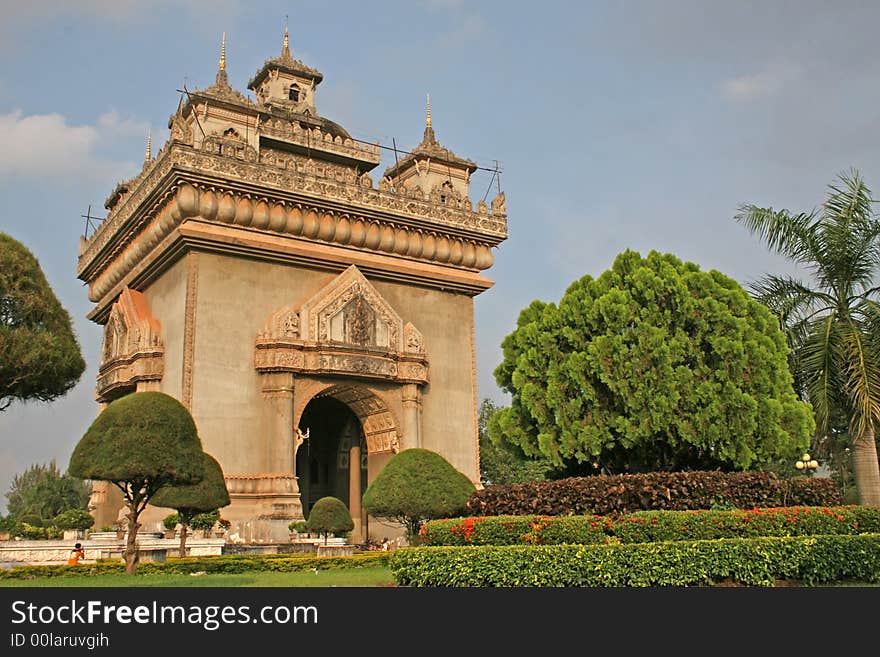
left=79, top=31, right=506, bottom=541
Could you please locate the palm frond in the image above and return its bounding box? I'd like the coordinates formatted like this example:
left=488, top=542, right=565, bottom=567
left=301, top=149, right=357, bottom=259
left=815, top=170, right=880, bottom=294
left=837, top=318, right=880, bottom=437
left=749, top=274, right=833, bottom=324
left=800, top=312, right=844, bottom=434
left=734, top=205, right=820, bottom=266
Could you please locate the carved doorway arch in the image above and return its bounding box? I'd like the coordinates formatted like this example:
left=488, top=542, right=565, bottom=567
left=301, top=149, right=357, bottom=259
left=295, top=383, right=401, bottom=456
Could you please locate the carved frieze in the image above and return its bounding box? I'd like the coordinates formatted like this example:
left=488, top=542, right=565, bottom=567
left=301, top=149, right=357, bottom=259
left=78, top=141, right=506, bottom=282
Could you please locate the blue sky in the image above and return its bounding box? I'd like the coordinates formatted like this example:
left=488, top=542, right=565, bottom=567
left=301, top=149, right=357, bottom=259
left=2, top=1, right=880, bottom=510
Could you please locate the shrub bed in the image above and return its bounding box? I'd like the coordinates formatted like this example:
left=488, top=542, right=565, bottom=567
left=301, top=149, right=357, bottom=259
left=0, top=551, right=390, bottom=580
left=466, top=471, right=840, bottom=516
left=422, top=506, right=880, bottom=546
left=390, top=533, right=880, bottom=587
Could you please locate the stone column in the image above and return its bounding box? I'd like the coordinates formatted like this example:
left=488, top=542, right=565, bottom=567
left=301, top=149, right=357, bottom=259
left=249, top=371, right=302, bottom=541
left=401, top=383, right=422, bottom=450
left=263, top=372, right=295, bottom=476
left=349, top=444, right=363, bottom=543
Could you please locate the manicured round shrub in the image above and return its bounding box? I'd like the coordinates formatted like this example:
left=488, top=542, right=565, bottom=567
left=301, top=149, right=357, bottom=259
left=307, top=497, right=354, bottom=543
left=362, top=448, right=475, bottom=544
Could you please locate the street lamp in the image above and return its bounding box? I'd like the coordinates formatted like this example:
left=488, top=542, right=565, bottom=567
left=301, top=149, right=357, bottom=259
left=795, top=453, right=819, bottom=475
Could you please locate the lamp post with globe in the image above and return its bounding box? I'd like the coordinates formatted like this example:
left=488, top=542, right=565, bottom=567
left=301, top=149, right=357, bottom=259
left=795, top=453, right=819, bottom=476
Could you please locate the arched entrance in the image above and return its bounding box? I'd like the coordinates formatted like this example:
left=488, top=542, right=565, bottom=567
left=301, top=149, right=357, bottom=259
left=292, top=383, right=402, bottom=542
left=296, top=395, right=368, bottom=517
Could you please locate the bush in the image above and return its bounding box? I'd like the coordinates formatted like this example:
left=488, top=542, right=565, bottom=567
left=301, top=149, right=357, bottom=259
left=466, top=471, right=840, bottom=517
left=612, top=506, right=879, bottom=543
left=389, top=534, right=880, bottom=587
left=307, top=497, right=354, bottom=542
left=289, top=520, right=309, bottom=533
left=0, top=552, right=391, bottom=580
left=162, top=513, right=180, bottom=531
left=422, top=506, right=880, bottom=546
left=20, top=523, right=47, bottom=540
left=53, top=509, right=94, bottom=531
left=18, top=514, right=44, bottom=527
left=190, top=510, right=219, bottom=532
left=362, top=448, right=475, bottom=543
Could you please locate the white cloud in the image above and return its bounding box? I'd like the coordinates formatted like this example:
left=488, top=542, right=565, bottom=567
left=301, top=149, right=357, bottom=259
left=720, top=62, right=799, bottom=103
left=97, top=110, right=150, bottom=138
left=0, top=109, right=141, bottom=181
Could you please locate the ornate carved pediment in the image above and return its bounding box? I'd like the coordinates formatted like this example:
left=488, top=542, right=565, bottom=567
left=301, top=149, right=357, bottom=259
left=254, top=266, right=428, bottom=384
left=96, top=287, right=164, bottom=401
left=300, top=265, right=403, bottom=349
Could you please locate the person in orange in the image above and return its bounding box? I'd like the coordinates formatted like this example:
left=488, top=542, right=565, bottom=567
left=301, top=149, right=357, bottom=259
left=67, top=542, right=85, bottom=565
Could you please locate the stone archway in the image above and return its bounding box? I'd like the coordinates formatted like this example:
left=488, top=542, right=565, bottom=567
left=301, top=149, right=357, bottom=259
left=293, top=383, right=402, bottom=542
left=249, top=265, right=428, bottom=541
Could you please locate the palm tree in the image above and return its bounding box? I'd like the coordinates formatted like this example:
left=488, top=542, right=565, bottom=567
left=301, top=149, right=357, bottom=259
left=736, top=169, right=880, bottom=505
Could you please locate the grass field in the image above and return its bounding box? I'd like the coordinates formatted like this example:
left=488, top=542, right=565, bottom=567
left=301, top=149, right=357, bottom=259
left=0, top=567, right=396, bottom=588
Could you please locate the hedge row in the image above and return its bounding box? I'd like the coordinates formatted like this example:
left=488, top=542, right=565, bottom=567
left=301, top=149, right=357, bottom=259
left=422, top=506, right=880, bottom=546
left=466, top=471, right=840, bottom=516
left=390, top=533, right=880, bottom=587
left=0, top=551, right=391, bottom=580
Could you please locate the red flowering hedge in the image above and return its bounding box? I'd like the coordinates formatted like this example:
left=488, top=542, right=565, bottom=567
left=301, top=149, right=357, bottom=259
left=390, top=534, right=880, bottom=587
left=421, top=506, right=880, bottom=546
left=466, top=471, right=840, bottom=517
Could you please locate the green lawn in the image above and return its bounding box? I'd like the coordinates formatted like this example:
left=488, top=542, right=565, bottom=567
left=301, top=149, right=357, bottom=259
left=0, top=567, right=396, bottom=588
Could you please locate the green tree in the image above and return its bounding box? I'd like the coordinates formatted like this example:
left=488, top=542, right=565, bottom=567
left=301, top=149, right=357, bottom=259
left=68, top=392, right=205, bottom=574
left=5, top=460, right=90, bottom=522
left=478, top=398, right=554, bottom=485
left=736, top=169, right=880, bottom=505
left=52, top=508, right=95, bottom=532
left=306, top=497, right=354, bottom=545
left=491, top=250, right=814, bottom=474
left=362, top=448, right=475, bottom=545
left=0, top=232, right=85, bottom=411
left=151, top=452, right=230, bottom=557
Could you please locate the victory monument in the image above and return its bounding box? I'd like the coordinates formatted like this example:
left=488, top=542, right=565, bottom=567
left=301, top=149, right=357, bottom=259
left=78, top=30, right=507, bottom=541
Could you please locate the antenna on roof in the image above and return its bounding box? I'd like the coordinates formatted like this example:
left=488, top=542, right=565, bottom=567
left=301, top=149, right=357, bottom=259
left=81, top=204, right=105, bottom=239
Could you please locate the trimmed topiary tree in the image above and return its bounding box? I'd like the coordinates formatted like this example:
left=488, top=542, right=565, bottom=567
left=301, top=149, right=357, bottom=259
left=68, top=392, right=205, bottom=574
left=306, top=497, right=354, bottom=545
left=362, top=448, right=475, bottom=545
left=0, top=232, right=86, bottom=412
left=151, top=453, right=230, bottom=557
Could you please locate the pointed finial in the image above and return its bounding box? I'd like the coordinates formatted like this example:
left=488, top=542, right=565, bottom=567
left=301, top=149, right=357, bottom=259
left=215, top=33, right=229, bottom=87
left=426, top=93, right=432, bottom=128
left=282, top=17, right=290, bottom=57
left=144, top=129, right=152, bottom=163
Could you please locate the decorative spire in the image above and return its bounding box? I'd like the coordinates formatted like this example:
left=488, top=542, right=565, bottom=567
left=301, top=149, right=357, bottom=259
left=219, top=32, right=227, bottom=71
left=144, top=129, right=152, bottom=163
left=282, top=18, right=290, bottom=58
left=422, top=93, right=436, bottom=145
left=216, top=32, right=229, bottom=87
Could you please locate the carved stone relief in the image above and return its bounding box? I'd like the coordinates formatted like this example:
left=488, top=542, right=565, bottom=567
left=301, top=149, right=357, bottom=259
left=96, top=287, right=164, bottom=401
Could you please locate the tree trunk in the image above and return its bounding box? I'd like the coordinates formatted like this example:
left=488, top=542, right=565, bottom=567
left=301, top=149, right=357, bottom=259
left=178, top=523, right=188, bottom=559
left=852, top=425, right=880, bottom=506
left=124, top=508, right=141, bottom=575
